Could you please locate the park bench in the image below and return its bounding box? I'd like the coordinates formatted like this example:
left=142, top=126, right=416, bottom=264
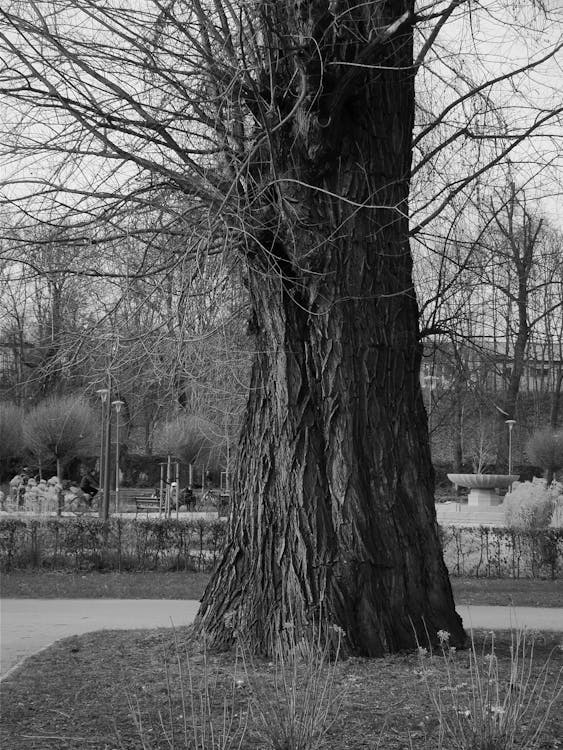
left=133, top=488, right=199, bottom=517
left=134, top=495, right=162, bottom=518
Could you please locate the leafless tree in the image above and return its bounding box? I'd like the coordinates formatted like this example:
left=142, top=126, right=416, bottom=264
left=1, top=0, right=561, bottom=654
left=23, top=394, right=97, bottom=480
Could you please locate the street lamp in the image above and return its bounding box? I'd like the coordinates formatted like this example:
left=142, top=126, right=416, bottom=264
left=506, top=419, right=517, bottom=476
left=102, top=386, right=113, bottom=521
left=96, top=388, right=109, bottom=517
left=112, top=400, right=124, bottom=513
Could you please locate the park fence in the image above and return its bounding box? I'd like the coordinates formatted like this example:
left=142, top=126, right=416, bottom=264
left=1, top=517, right=562, bottom=578
left=0, top=516, right=227, bottom=573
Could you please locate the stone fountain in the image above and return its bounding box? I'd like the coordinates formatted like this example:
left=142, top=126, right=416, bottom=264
left=446, top=473, right=519, bottom=506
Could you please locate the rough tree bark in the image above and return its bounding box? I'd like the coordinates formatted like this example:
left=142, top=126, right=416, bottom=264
left=195, top=1, right=464, bottom=656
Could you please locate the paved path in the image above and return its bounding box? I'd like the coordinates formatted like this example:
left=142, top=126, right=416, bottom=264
left=0, top=599, right=200, bottom=681
left=456, top=605, right=563, bottom=632
left=1, top=600, right=561, bottom=682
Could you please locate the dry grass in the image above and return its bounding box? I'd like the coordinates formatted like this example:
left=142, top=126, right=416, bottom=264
left=1, top=626, right=561, bottom=750
left=417, top=629, right=562, bottom=750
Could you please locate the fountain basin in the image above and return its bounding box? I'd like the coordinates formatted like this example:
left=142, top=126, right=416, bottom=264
left=447, top=473, right=519, bottom=506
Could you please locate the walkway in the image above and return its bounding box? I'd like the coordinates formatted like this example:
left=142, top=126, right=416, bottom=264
left=0, top=599, right=200, bottom=681
left=455, top=604, right=563, bottom=632
left=1, top=600, right=561, bottom=682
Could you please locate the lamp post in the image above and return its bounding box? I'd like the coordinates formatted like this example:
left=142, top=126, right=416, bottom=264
left=506, top=419, right=517, bottom=477
left=96, top=388, right=109, bottom=518
left=112, top=400, right=124, bottom=513
left=101, top=387, right=113, bottom=521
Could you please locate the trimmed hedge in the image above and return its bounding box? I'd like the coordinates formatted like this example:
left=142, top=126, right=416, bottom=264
left=440, top=526, right=563, bottom=579
left=0, top=516, right=227, bottom=573
left=2, top=516, right=562, bottom=579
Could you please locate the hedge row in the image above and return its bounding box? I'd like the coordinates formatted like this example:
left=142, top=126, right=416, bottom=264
left=440, top=526, right=563, bottom=579
left=0, top=517, right=227, bottom=573
left=1, top=516, right=562, bottom=578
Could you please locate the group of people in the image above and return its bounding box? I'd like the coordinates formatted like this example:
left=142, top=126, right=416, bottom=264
left=7, top=469, right=63, bottom=512
left=2, top=466, right=100, bottom=513
left=1, top=466, right=202, bottom=515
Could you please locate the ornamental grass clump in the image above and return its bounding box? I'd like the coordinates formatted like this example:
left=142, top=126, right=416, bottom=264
left=243, top=621, right=344, bottom=750
left=124, top=631, right=249, bottom=750
left=417, top=628, right=562, bottom=750
left=123, top=622, right=344, bottom=750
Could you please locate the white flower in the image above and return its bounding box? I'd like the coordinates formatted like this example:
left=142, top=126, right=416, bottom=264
left=488, top=705, right=506, bottom=724
left=437, top=629, right=450, bottom=644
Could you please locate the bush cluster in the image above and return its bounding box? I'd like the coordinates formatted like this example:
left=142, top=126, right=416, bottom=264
left=504, top=478, right=562, bottom=530
left=3, top=514, right=562, bottom=580
left=0, top=516, right=227, bottom=573
left=441, top=525, right=563, bottom=579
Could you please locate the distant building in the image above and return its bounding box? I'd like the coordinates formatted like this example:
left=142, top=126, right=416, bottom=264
left=421, top=336, right=562, bottom=395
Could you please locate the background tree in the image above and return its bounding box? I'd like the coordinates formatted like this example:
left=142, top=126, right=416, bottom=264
left=22, top=396, right=97, bottom=481
left=0, top=403, right=24, bottom=479
left=153, top=414, right=216, bottom=475
left=417, top=181, right=563, bottom=473
left=0, top=216, right=250, bottom=457
left=0, top=1, right=561, bottom=654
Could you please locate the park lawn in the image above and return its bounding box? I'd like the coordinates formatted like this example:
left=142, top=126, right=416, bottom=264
left=0, top=625, right=561, bottom=750
left=1, top=569, right=563, bottom=606
left=0, top=570, right=210, bottom=601
left=451, top=576, right=563, bottom=607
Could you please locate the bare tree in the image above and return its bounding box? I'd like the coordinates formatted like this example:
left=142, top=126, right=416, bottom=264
left=22, top=395, right=97, bottom=480
left=418, top=177, right=563, bottom=472
left=0, top=214, right=249, bottom=456
left=1, top=0, right=561, bottom=654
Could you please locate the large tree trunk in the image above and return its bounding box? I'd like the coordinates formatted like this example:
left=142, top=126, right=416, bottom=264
left=195, top=0, right=464, bottom=656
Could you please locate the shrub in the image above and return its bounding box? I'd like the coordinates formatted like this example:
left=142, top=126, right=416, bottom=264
left=23, top=396, right=98, bottom=479
left=0, top=516, right=227, bottom=572
left=504, top=479, right=561, bottom=530
left=526, top=428, right=563, bottom=485
left=440, top=526, right=563, bottom=579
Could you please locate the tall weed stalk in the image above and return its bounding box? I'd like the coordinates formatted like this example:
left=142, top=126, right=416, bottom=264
left=417, top=628, right=562, bottom=750
left=244, top=621, right=344, bottom=750
left=124, top=630, right=248, bottom=750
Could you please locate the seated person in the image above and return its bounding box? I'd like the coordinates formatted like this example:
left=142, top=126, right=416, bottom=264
left=177, top=486, right=196, bottom=510
left=79, top=469, right=99, bottom=507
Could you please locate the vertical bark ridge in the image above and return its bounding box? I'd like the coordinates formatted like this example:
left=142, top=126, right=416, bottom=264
left=195, top=0, right=464, bottom=656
